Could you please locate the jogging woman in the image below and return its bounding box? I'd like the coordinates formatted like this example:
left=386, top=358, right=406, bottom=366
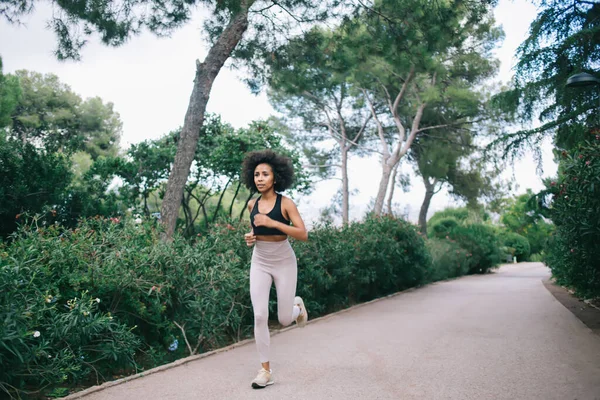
left=242, top=149, right=309, bottom=389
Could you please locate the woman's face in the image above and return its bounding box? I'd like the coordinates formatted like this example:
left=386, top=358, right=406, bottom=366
left=254, top=163, right=275, bottom=193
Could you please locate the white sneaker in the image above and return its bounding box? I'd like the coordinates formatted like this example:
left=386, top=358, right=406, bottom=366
left=251, top=368, right=274, bottom=389
left=294, top=296, right=308, bottom=328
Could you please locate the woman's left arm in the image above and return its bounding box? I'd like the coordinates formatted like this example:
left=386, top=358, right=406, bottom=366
left=256, top=197, right=308, bottom=241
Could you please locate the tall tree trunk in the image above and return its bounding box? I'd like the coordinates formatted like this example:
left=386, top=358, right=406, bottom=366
left=212, top=179, right=231, bottom=222
left=239, top=191, right=254, bottom=220
left=418, top=176, right=436, bottom=234
left=341, top=145, right=349, bottom=224
left=366, top=68, right=430, bottom=217
left=201, top=204, right=209, bottom=228
left=182, top=190, right=194, bottom=236
left=143, top=190, right=149, bottom=216
left=160, top=3, right=253, bottom=240
left=386, top=163, right=399, bottom=215
left=373, top=158, right=393, bottom=215
left=229, top=181, right=242, bottom=217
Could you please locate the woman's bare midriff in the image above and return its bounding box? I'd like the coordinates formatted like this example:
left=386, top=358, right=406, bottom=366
left=255, top=235, right=287, bottom=242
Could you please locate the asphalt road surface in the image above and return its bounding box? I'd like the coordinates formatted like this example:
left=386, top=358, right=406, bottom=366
left=74, top=263, right=600, bottom=400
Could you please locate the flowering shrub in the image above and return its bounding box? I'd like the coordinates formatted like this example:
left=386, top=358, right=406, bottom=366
left=0, top=262, right=138, bottom=397
left=0, top=216, right=253, bottom=398
left=545, top=135, right=600, bottom=298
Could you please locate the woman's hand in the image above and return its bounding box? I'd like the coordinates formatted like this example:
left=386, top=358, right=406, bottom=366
left=253, top=214, right=275, bottom=228
left=244, top=232, right=256, bottom=247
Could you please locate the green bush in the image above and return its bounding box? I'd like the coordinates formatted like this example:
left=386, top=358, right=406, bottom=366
left=426, top=238, right=470, bottom=280
left=499, top=189, right=554, bottom=256
left=428, top=208, right=471, bottom=227
left=429, top=217, right=460, bottom=239
left=545, top=136, right=600, bottom=298
left=294, top=215, right=431, bottom=314
left=0, top=132, right=73, bottom=238
left=0, top=237, right=140, bottom=397
left=427, top=207, right=490, bottom=237
left=448, top=223, right=503, bottom=274
left=529, top=253, right=544, bottom=262
left=0, top=216, right=254, bottom=398
left=500, top=232, right=531, bottom=261
left=0, top=214, right=436, bottom=397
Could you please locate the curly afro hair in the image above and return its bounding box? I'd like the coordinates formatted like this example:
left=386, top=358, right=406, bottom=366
left=242, top=149, right=295, bottom=193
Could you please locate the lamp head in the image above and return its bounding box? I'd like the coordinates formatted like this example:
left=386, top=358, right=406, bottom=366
left=566, top=72, right=600, bottom=88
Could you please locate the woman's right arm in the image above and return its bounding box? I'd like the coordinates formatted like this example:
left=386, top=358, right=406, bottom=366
left=245, top=199, right=256, bottom=247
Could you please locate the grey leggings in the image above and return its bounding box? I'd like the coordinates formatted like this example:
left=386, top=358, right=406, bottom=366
left=250, top=239, right=299, bottom=363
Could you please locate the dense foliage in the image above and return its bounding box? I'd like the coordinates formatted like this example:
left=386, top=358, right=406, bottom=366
left=543, top=134, right=600, bottom=298
left=0, top=212, right=503, bottom=397
left=499, top=232, right=531, bottom=262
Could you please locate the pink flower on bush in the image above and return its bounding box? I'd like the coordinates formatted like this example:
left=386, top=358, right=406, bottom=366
left=586, top=161, right=591, bottom=166
left=550, top=182, right=556, bottom=186
left=570, top=249, right=575, bottom=253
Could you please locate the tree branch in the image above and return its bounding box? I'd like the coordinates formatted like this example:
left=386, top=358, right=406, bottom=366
left=347, top=113, right=373, bottom=151
left=173, top=321, right=195, bottom=356
left=302, top=164, right=342, bottom=168
left=363, top=89, right=389, bottom=158
left=392, top=66, right=415, bottom=115
left=399, top=102, right=427, bottom=158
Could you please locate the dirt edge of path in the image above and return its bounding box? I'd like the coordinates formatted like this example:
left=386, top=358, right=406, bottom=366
left=543, top=279, right=600, bottom=335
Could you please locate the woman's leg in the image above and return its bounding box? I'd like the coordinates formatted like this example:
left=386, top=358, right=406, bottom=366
left=250, top=263, right=273, bottom=364
left=273, top=254, right=299, bottom=327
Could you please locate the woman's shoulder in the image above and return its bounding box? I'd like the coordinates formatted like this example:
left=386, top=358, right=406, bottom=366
left=280, top=195, right=297, bottom=208
left=247, top=197, right=258, bottom=211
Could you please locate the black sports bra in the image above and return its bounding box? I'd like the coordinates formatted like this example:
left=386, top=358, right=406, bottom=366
left=250, top=193, right=291, bottom=236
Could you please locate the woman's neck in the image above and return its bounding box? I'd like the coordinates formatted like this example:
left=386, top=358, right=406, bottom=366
left=260, top=190, right=277, bottom=201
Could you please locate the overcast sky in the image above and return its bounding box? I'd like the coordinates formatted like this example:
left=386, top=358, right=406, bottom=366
left=0, top=0, right=557, bottom=226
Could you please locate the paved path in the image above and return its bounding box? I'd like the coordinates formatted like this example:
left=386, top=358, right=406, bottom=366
left=77, top=263, right=600, bottom=400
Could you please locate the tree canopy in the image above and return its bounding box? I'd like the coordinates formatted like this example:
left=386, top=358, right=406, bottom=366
left=492, top=0, right=600, bottom=157
left=6, top=70, right=122, bottom=158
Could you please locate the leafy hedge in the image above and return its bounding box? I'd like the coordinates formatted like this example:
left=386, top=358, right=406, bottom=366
left=0, top=217, right=254, bottom=398
left=0, top=214, right=443, bottom=398
left=426, top=238, right=470, bottom=281
left=429, top=217, right=460, bottom=239
left=294, top=216, right=432, bottom=315
left=545, top=137, right=600, bottom=298
left=429, top=211, right=504, bottom=274
left=500, top=232, right=531, bottom=261
left=446, top=224, right=503, bottom=274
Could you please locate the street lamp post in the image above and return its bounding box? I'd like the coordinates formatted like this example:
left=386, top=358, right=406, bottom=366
left=566, top=72, right=600, bottom=125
